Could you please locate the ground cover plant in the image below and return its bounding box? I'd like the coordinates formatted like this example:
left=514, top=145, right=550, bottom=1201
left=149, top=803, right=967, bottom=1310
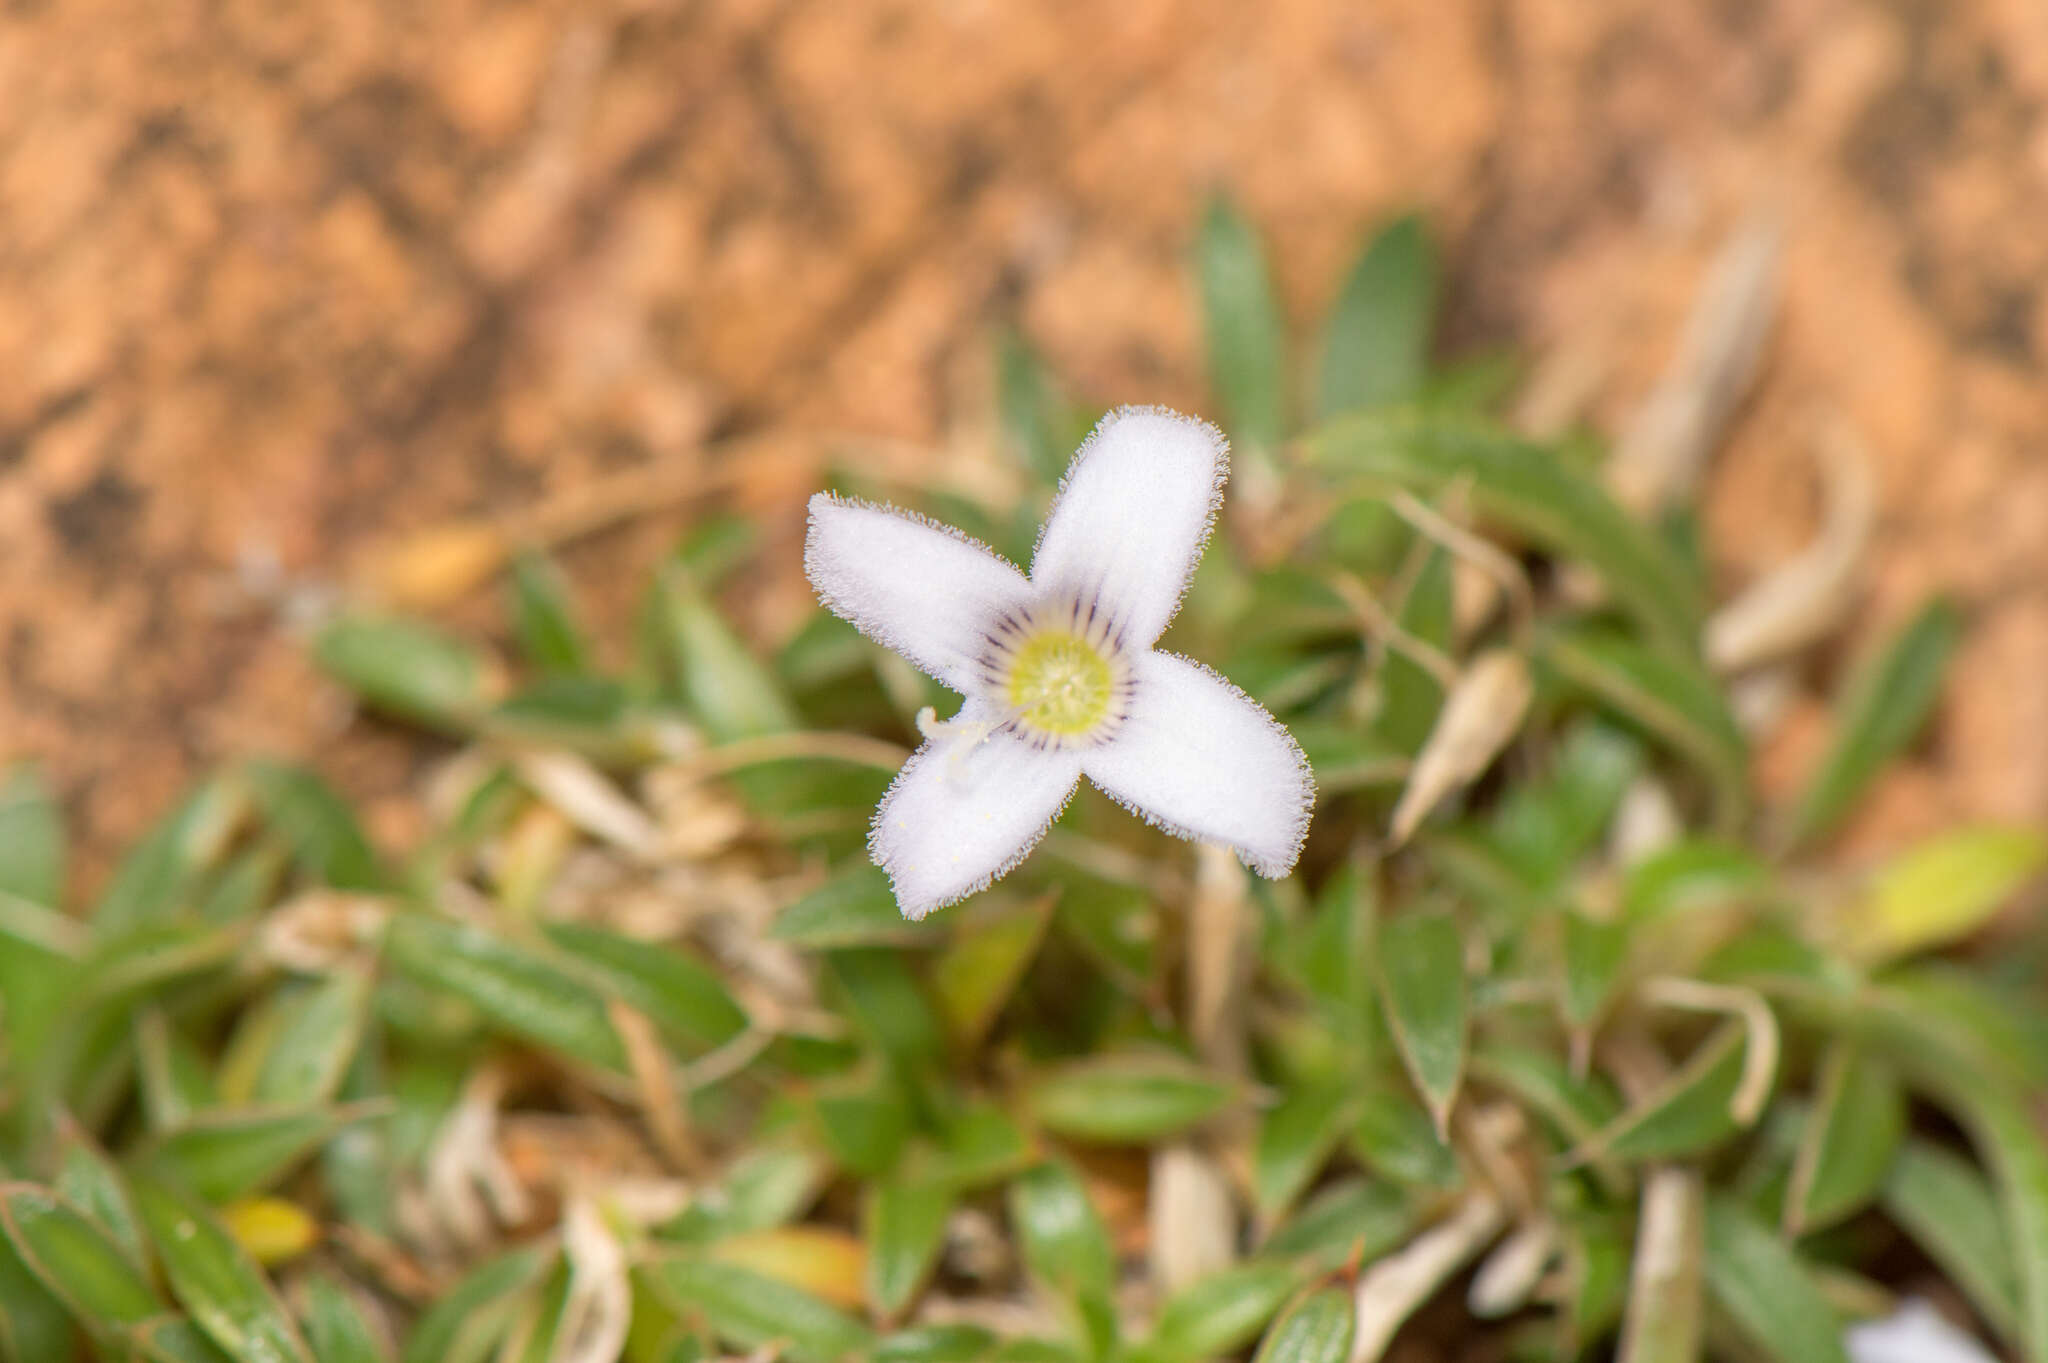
left=2, top=200, right=2045, bottom=1363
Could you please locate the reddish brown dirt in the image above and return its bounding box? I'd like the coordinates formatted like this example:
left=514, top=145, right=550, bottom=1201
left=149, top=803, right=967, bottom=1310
left=3, top=0, right=2046, bottom=879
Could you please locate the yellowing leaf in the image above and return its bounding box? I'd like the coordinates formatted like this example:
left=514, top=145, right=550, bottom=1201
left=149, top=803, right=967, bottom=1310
left=708, top=1228, right=866, bottom=1311
left=1844, top=826, right=2047, bottom=964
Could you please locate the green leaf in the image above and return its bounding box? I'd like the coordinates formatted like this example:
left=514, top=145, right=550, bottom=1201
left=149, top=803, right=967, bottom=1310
left=1377, top=911, right=1468, bottom=1136
left=925, top=1103, right=1035, bottom=1190
left=1592, top=1022, right=1750, bottom=1162
left=774, top=865, right=938, bottom=949
left=129, top=1317, right=238, bottom=1363
left=812, top=1075, right=913, bottom=1178
left=1009, top=1161, right=1114, bottom=1308
left=1025, top=1052, right=1235, bottom=1144
left=300, top=1274, right=392, bottom=1363
left=136, top=1170, right=319, bottom=1363
left=930, top=897, right=1051, bottom=1051
left=874, top=1323, right=998, bottom=1363
left=822, top=948, right=944, bottom=1074
left=1785, top=1043, right=1905, bottom=1234
left=312, top=616, right=493, bottom=732
left=0, top=1229, right=75, bottom=1363
left=245, top=968, right=374, bottom=1106
left=659, top=1145, right=826, bottom=1244
left=1882, top=1140, right=2020, bottom=1347
left=866, top=1176, right=955, bottom=1322
left=1318, top=212, right=1436, bottom=418
left=1787, top=597, right=1961, bottom=847
left=1309, top=412, right=1705, bottom=657
left=0, top=763, right=64, bottom=910
left=1148, top=1261, right=1298, bottom=1359
left=1703, top=1195, right=1848, bottom=1363
left=1379, top=548, right=1452, bottom=755
left=95, top=775, right=245, bottom=932
left=543, top=922, right=749, bottom=1055
left=1195, top=193, right=1288, bottom=451
left=149, top=1106, right=359, bottom=1203
left=1468, top=1045, right=1622, bottom=1193
left=643, top=1257, right=872, bottom=1363
left=651, top=563, right=800, bottom=743
left=1347, top=1080, right=1461, bottom=1189
left=1261, top=1178, right=1419, bottom=1272
left=995, top=328, right=1072, bottom=485
left=382, top=914, right=627, bottom=1074
left=53, top=1130, right=146, bottom=1269
left=508, top=550, right=590, bottom=674
left=1251, top=1286, right=1354, bottom=1363
left=1254, top=1079, right=1358, bottom=1218
left=1947, top=1085, right=2048, bottom=1363
left=1560, top=910, right=1629, bottom=1032
left=1545, top=625, right=1748, bottom=829
left=402, top=1246, right=549, bottom=1363
left=243, top=763, right=383, bottom=893
left=1842, top=825, right=2047, bottom=964
left=0, top=1182, right=163, bottom=1329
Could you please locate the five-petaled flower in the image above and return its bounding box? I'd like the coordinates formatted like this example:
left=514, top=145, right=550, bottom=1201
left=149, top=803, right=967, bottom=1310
left=805, top=405, right=1315, bottom=919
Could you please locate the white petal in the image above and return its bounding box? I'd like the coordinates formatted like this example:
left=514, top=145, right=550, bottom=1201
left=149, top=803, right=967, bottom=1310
left=805, top=493, right=1032, bottom=694
left=1846, top=1300, right=1996, bottom=1363
left=871, top=703, right=1083, bottom=919
left=1029, top=406, right=1227, bottom=649
left=1082, top=651, right=1313, bottom=876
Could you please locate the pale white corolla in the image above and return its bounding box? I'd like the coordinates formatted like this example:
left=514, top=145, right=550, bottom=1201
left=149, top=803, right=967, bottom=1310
left=805, top=405, right=1315, bottom=919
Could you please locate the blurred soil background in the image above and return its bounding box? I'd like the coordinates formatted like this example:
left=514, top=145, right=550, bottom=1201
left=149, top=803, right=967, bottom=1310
left=3, top=0, right=2046, bottom=884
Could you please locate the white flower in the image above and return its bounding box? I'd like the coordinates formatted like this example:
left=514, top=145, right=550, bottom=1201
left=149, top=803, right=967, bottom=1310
left=805, top=405, right=1315, bottom=919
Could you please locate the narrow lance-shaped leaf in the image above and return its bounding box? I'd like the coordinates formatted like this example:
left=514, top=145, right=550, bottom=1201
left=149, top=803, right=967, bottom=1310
left=312, top=616, right=495, bottom=733
left=543, top=922, right=749, bottom=1056
left=243, top=762, right=383, bottom=893
left=1702, top=1195, right=1849, bottom=1363
left=1146, top=1261, right=1299, bottom=1360
left=1008, top=1161, right=1114, bottom=1309
left=1378, top=548, right=1452, bottom=756
left=1195, top=193, right=1288, bottom=452
left=508, top=550, right=590, bottom=675
left=928, top=895, right=1052, bottom=1051
left=1252, top=1285, right=1354, bottom=1363
left=402, top=1246, right=550, bottom=1363
left=95, top=775, right=245, bottom=932
left=53, top=1129, right=146, bottom=1269
left=1545, top=624, right=1749, bottom=830
left=651, top=561, right=800, bottom=743
left=148, top=1106, right=362, bottom=1204
left=995, top=327, right=1072, bottom=486
left=0, top=1230, right=74, bottom=1363
left=1588, top=1022, right=1750, bottom=1163
left=1318, top=211, right=1437, bottom=418
left=1881, top=1139, right=2021, bottom=1350
left=1254, top=1079, right=1359, bottom=1219
left=1785, top=1042, right=1905, bottom=1235
left=865, top=1176, right=955, bottom=1323
left=1786, top=596, right=1961, bottom=847
left=1025, top=1052, right=1235, bottom=1144
left=382, top=914, right=628, bottom=1075
left=1309, top=412, right=1707, bottom=657
left=0, top=1183, right=164, bottom=1331
left=0, top=762, right=64, bottom=910
left=1377, top=911, right=1468, bottom=1137
left=642, top=1257, right=873, bottom=1363
left=1839, top=825, right=2048, bottom=965
left=300, top=1274, right=393, bottom=1363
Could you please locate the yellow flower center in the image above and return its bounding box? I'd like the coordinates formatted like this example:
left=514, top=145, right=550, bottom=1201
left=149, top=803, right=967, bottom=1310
left=1006, top=628, right=1116, bottom=736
